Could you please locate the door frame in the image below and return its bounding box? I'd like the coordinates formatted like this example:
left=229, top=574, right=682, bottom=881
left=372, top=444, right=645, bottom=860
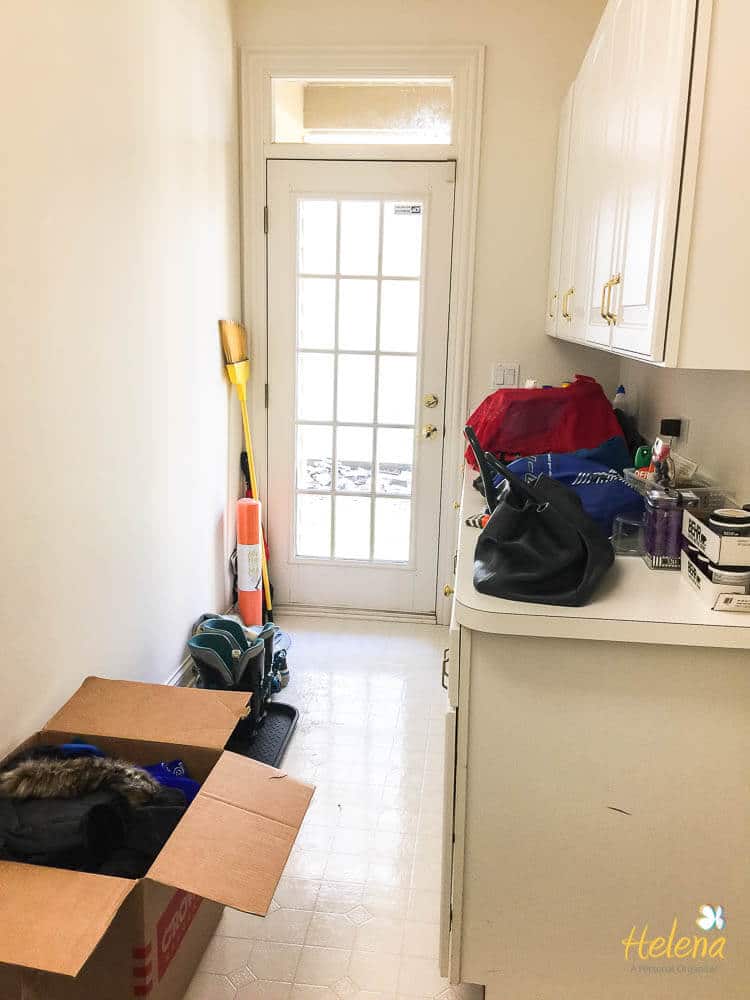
left=239, top=45, right=485, bottom=624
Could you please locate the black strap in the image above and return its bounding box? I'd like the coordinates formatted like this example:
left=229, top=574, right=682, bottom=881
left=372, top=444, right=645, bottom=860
left=464, top=426, right=501, bottom=511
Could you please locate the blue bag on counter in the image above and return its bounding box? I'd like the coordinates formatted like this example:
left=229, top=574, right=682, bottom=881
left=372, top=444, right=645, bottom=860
left=494, top=453, right=644, bottom=536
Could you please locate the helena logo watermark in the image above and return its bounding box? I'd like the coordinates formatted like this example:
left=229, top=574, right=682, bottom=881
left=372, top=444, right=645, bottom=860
left=622, top=905, right=726, bottom=976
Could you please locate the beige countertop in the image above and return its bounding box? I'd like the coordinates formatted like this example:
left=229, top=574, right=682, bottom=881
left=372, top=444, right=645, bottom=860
left=455, top=469, right=750, bottom=649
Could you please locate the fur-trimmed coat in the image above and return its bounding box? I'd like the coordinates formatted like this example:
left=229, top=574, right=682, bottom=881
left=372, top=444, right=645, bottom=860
left=0, top=748, right=160, bottom=806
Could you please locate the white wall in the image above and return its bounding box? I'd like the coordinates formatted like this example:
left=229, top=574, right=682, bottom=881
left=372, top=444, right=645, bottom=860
left=619, top=361, right=750, bottom=501
left=233, top=0, right=618, bottom=410
left=0, top=0, right=240, bottom=754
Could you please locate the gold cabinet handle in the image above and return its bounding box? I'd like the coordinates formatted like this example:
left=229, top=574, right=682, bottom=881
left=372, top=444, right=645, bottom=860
left=561, top=287, right=574, bottom=322
left=422, top=424, right=438, bottom=440
left=547, top=291, right=557, bottom=319
left=606, top=272, right=621, bottom=325
left=443, top=584, right=455, bottom=597
left=601, top=273, right=622, bottom=325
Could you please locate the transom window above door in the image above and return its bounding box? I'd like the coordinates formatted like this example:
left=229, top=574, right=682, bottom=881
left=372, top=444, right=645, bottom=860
left=294, top=196, right=426, bottom=564
left=272, top=78, right=453, bottom=144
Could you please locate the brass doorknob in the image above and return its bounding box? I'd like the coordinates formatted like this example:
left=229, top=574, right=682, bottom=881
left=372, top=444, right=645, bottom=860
left=423, top=393, right=439, bottom=408
left=422, top=424, right=438, bottom=439
left=443, top=584, right=455, bottom=597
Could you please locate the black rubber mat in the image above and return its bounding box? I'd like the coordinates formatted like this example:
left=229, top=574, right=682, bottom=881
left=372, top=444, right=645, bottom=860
left=226, top=702, right=298, bottom=768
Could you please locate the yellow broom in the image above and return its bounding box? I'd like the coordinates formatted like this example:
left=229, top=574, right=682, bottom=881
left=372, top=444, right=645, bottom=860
left=219, top=320, right=273, bottom=614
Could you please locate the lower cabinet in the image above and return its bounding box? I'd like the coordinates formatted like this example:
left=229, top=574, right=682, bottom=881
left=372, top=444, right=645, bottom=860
left=442, top=627, right=750, bottom=1000
left=439, top=706, right=456, bottom=978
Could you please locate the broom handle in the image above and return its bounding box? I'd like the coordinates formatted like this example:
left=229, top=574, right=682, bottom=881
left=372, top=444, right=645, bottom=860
left=237, top=390, right=273, bottom=612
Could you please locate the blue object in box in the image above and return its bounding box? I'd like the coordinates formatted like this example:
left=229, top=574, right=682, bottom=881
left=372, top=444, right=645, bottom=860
left=144, top=760, right=200, bottom=804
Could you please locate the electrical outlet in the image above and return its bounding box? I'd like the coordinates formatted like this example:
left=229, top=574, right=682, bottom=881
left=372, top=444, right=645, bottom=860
left=492, top=361, right=520, bottom=389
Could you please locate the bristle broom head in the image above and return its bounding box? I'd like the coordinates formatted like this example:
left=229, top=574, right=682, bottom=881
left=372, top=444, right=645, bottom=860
left=219, top=320, right=248, bottom=365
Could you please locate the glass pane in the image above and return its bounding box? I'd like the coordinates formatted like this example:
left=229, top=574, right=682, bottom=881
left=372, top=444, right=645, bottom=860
left=297, top=424, right=332, bottom=491
left=336, top=426, right=373, bottom=492
left=334, top=496, right=371, bottom=559
left=382, top=201, right=423, bottom=277
left=297, top=353, right=334, bottom=421
left=377, top=355, right=417, bottom=425
left=337, top=354, right=375, bottom=423
left=298, top=277, right=336, bottom=349
left=340, top=201, right=380, bottom=276
left=374, top=497, right=411, bottom=562
left=297, top=494, right=331, bottom=557
left=339, top=279, right=377, bottom=351
left=272, top=78, right=454, bottom=145
left=380, top=280, right=420, bottom=353
left=377, top=428, right=414, bottom=495
left=299, top=199, right=337, bottom=274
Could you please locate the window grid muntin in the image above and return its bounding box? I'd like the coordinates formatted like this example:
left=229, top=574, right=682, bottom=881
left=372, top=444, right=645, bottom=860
left=294, top=195, right=423, bottom=563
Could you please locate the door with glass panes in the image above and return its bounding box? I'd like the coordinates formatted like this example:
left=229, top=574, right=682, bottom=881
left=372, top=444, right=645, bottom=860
left=266, top=159, right=455, bottom=613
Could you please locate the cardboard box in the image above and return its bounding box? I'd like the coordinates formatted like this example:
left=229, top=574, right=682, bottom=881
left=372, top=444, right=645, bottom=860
left=680, top=551, right=750, bottom=612
left=682, top=509, right=750, bottom=566
left=0, top=677, right=314, bottom=999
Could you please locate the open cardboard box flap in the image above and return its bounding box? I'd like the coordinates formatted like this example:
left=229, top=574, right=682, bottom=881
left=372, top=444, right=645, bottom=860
left=147, top=752, right=314, bottom=913
left=0, top=862, right=135, bottom=977
left=42, top=677, right=250, bottom=750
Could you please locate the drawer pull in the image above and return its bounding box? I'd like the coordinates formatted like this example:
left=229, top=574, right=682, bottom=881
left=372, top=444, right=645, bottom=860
left=441, top=648, right=449, bottom=690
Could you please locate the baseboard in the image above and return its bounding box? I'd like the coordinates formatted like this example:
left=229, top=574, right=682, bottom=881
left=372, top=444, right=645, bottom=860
left=274, top=604, right=438, bottom=625
left=166, top=654, right=195, bottom=688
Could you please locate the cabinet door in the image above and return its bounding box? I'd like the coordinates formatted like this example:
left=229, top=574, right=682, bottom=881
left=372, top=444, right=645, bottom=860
left=545, top=85, right=574, bottom=338
left=556, top=43, right=598, bottom=343
left=609, top=0, right=696, bottom=360
left=439, top=706, right=457, bottom=978
left=578, top=0, right=629, bottom=349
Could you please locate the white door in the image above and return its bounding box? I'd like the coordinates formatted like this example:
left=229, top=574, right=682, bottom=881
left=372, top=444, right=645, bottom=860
left=266, top=159, right=455, bottom=614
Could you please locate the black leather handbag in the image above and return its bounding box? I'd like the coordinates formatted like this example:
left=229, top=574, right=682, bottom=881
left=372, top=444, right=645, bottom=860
left=465, top=426, right=615, bottom=606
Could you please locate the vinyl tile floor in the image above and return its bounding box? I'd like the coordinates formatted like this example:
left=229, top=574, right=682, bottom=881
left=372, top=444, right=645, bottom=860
left=184, top=615, right=482, bottom=1000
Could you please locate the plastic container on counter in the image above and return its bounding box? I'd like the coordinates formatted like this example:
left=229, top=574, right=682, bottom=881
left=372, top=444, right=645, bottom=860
left=645, top=490, right=682, bottom=565
left=708, top=509, right=750, bottom=537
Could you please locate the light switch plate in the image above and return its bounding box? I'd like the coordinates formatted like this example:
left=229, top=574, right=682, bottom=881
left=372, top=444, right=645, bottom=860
left=492, top=361, right=520, bottom=389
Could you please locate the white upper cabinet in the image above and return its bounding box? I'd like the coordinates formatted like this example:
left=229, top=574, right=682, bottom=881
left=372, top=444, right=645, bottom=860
left=546, top=0, right=750, bottom=371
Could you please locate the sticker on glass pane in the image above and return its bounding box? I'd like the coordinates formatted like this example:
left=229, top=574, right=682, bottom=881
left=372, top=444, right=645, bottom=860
left=298, top=277, right=336, bottom=349
left=374, top=497, right=411, bottom=562
left=338, top=279, right=377, bottom=351
left=383, top=200, right=423, bottom=277
left=377, top=355, right=417, bottom=425
left=380, top=280, right=420, bottom=353
left=298, top=199, right=337, bottom=274
left=297, top=494, right=331, bottom=558
left=336, top=426, right=373, bottom=492
left=377, top=427, right=413, bottom=495
left=337, top=354, right=375, bottom=423
left=340, top=201, right=380, bottom=276
left=334, top=496, right=371, bottom=560
left=297, top=353, right=334, bottom=422
left=297, top=424, right=332, bottom=491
